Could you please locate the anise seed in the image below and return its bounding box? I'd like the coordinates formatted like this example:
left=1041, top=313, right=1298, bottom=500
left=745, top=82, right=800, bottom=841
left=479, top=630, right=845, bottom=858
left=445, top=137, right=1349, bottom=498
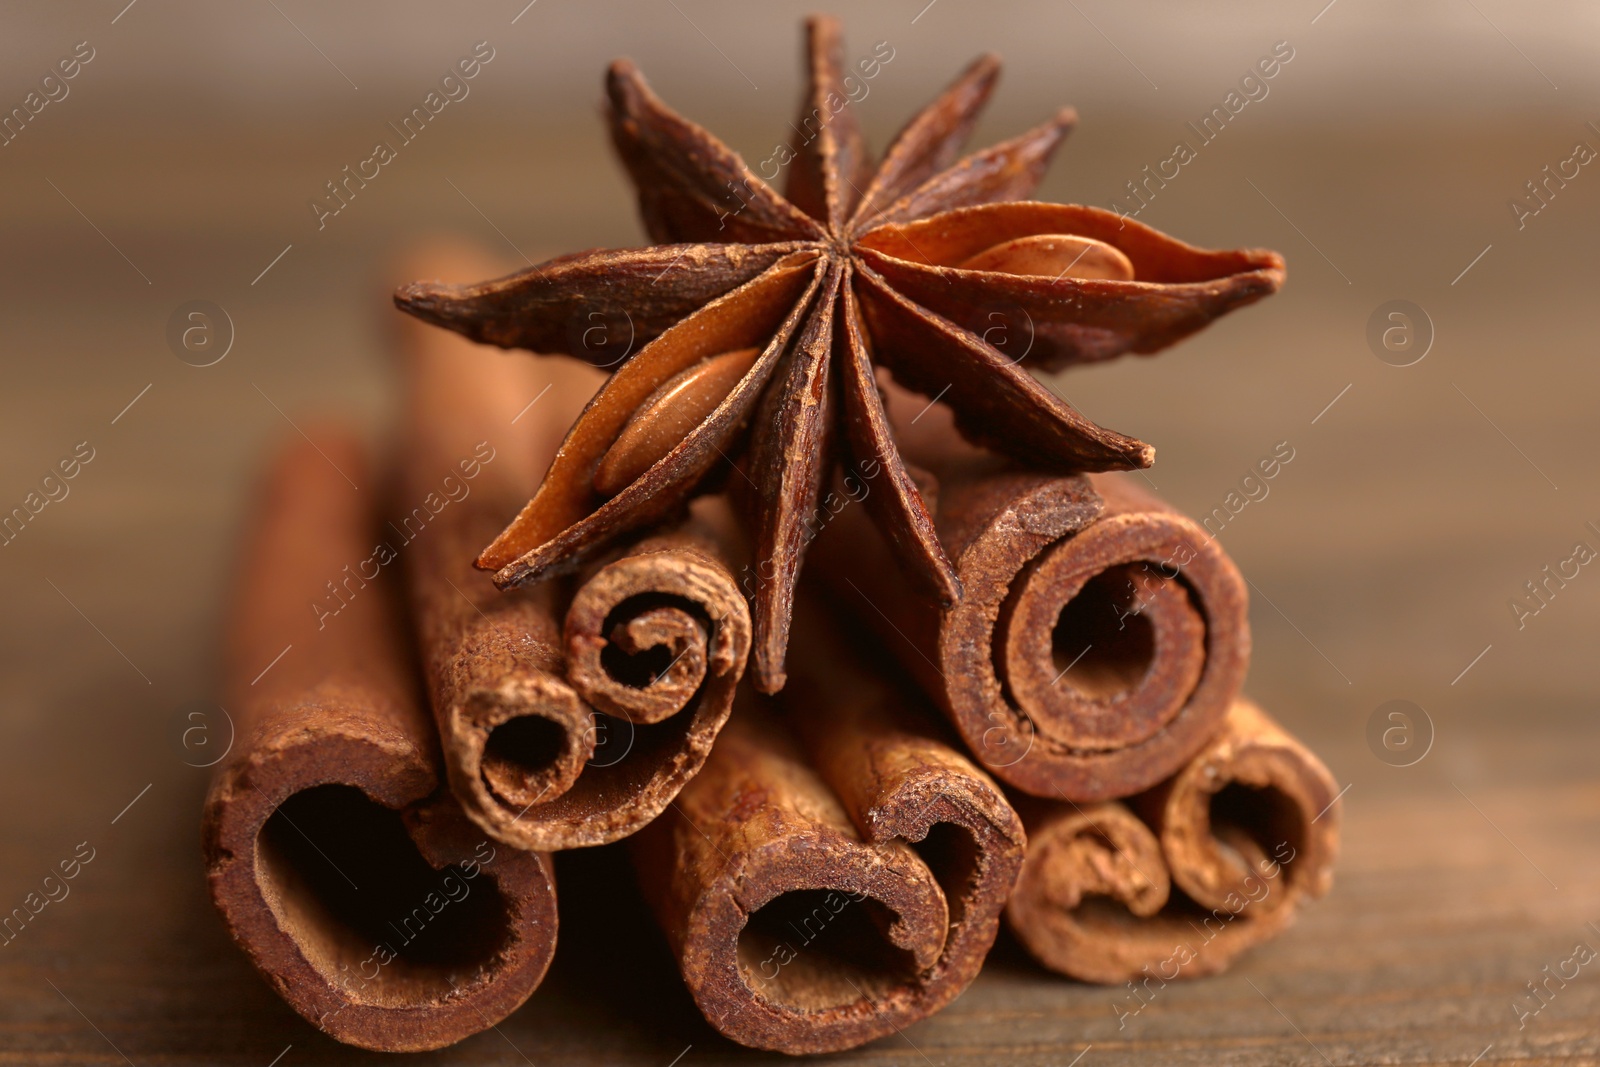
left=593, top=347, right=761, bottom=497
left=397, top=16, right=1285, bottom=693
left=959, top=234, right=1134, bottom=281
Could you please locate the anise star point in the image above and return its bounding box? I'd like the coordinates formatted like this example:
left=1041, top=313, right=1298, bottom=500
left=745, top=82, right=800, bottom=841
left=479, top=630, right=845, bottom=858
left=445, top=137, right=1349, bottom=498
left=396, top=15, right=1285, bottom=693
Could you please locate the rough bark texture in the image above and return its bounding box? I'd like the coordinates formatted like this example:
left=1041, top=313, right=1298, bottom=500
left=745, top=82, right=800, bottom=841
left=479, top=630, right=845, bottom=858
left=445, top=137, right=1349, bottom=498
left=813, top=387, right=1249, bottom=800
left=564, top=504, right=750, bottom=726
left=630, top=600, right=1024, bottom=1054
left=201, top=430, right=557, bottom=1052
left=1006, top=697, right=1340, bottom=986
left=396, top=241, right=750, bottom=851
left=557, top=500, right=752, bottom=839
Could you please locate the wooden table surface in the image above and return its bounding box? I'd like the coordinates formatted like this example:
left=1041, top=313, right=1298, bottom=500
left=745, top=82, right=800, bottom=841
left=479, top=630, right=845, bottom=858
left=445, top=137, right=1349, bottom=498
left=2, top=96, right=1598, bottom=1065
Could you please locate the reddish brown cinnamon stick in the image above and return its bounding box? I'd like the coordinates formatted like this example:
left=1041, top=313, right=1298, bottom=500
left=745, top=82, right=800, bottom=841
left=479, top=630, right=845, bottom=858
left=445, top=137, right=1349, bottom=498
left=396, top=241, right=749, bottom=850
left=565, top=510, right=745, bottom=726
left=1006, top=697, right=1339, bottom=988
left=560, top=498, right=752, bottom=833
left=813, top=389, right=1247, bottom=800
left=631, top=601, right=1023, bottom=1054
left=202, top=430, right=557, bottom=1052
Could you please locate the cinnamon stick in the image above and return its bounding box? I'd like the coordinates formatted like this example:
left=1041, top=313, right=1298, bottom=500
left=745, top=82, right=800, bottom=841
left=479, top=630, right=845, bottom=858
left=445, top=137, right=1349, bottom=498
left=559, top=500, right=752, bottom=833
left=202, top=430, right=557, bottom=1052
left=1005, top=697, right=1339, bottom=988
left=631, top=600, right=1023, bottom=1054
left=813, top=389, right=1248, bottom=800
left=395, top=241, right=750, bottom=850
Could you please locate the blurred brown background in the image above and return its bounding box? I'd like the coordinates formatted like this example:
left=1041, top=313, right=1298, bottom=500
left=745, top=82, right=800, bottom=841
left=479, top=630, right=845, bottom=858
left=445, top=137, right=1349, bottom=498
left=2, top=2, right=1596, bottom=1064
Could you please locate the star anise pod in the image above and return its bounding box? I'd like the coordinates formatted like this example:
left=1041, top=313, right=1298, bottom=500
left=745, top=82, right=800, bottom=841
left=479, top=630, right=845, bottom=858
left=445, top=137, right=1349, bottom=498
left=396, top=16, right=1285, bottom=692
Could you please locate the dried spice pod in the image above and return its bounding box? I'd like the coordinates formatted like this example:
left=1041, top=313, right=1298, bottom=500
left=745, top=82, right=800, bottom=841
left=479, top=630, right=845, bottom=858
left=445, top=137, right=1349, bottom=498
left=396, top=241, right=749, bottom=850
left=631, top=602, right=1024, bottom=1054
left=394, top=242, right=812, bottom=365
left=474, top=251, right=825, bottom=587
left=814, top=389, right=1249, bottom=800
left=396, top=15, right=1284, bottom=694
left=201, top=430, right=557, bottom=1052
left=1006, top=698, right=1340, bottom=986
left=854, top=202, right=1284, bottom=369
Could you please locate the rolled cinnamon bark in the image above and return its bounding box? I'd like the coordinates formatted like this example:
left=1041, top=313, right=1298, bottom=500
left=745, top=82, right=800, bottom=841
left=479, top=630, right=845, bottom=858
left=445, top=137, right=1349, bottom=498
left=1006, top=697, right=1339, bottom=987
left=631, top=601, right=1023, bottom=1054
left=557, top=499, right=752, bottom=841
left=813, top=390, right=1247, bottom=800
left=396, top=241, right=750, bottom=850
left=202, top=430, right=557, bottom=1052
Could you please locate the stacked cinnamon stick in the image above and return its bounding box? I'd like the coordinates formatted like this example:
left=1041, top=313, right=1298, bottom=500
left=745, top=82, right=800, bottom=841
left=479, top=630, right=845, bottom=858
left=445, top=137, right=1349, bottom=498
left=203, top=255, right=1337, bottom=1053
left=811, top=390, right=1341, bottom=991
left=205, top=242, right=755, bottom=1050
left=202, top=15, right=1340, bottom=1056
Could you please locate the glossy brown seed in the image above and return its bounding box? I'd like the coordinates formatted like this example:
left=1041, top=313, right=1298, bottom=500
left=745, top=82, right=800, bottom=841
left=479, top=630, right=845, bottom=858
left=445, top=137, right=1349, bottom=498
left=593, top=347, right=760, bottom=496
left=854, top=201, right=1285, bottom=370
left=475, top=253, right=824, bottom=586
left=395, top=241, right=750, bottom=851
left=959, top=233, right=1135, bottom=281
left=396, top=14, right=1286, bottom=691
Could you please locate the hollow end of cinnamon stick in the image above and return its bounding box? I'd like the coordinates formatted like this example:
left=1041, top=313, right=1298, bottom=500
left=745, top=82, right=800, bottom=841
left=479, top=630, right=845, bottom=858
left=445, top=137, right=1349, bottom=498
left=394, top=239, right=752, bottom=851
left=565, top=501, right=751, bottom=725
left=1006, top=697, right=1340, bottom=985
left=632, top=600, right=1024, bottom=1054
left=436, top=658, right=599, bottom=847
left=395, top=248, right=603, bottom=848
left=461, top=506, right=753, bottom=850
left=814, top=387, right=1250, bottom=801
left=202, top=429, right=557, bottom=1052
left=1139, top=697, right=1340, bottom=916
left=987, top=471, right=1251, bottom=798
